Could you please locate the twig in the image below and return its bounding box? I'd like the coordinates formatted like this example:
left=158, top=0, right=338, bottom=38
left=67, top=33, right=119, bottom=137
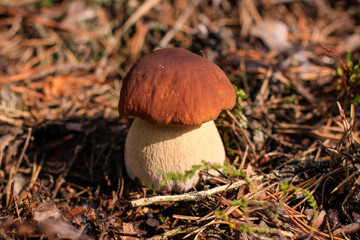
left=63, top=145, right=82, bottom=178
left=226, top=110, right=258, bottom=161
left=274, top=71, right=318, bottom=104
left=331, top=168, right=359, bottom=194
left=184, top=219, right=219, bottom=239
left=244, top=0, right=263, bottom=24
left=20, top=157, right=44, bottom=200
left=0, top=62, right=94, bottom=84
left=0, top=115, right=23, bottom=127
left=172, top=214, right=200, bottom=221
left=5, top=181, right=15, bottom=215
left=13, top=192, right=20, bottom=219
left=51, top=145, right=82, bottom=199
left=15, top=127, right=32, bottom=171
left=147, top=225, right=198, bottom=240
left=158, top=0, right=202, bottom=48
left=185, top=219, right=295, bottom=239
left=333, top=223, right=360, bottom=236
left=51, top=176, right=66, bottom=199
left=130, top=175, right=264, bottom=207
left=336, top=102, right=354, bottom=178
left=119, top=0, right=161, bottom=38
left=1, top=6, right=96, bottom=37
left=262, top=128, right=303, bottom=149
left=254, top=68, right=272, bottom=105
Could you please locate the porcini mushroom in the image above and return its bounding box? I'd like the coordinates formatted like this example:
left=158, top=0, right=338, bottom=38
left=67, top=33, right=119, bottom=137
left=118, top=48, right=236, bottom=192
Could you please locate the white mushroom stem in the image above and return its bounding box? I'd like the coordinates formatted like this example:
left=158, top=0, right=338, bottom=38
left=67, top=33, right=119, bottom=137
left=124, top=118, right=226, bottom=192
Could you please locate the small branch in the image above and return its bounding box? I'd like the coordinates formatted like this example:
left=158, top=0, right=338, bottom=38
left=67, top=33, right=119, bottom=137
left=51, top=145, right=82, bottom=199
left=158, top=0, right=202, bottom=48
left=333, top=222, right=360, bottom=236
left=15, top=127, right=32, bottom=171
left=130, top=175, right=264, bottom=207
left=147, top=225, right=198, bottom=240
left=119, top=0, right=161, bottom=36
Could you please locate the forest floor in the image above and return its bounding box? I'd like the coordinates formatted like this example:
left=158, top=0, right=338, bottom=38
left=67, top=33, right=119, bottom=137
left=0, top=0, right=360, bottom=239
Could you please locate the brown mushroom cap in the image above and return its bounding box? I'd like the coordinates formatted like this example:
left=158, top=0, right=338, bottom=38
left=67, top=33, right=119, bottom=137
left=118, top=48, right=236, bottom=126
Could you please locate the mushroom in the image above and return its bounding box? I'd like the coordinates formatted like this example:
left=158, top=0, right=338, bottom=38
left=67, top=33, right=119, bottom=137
left=118, top=48, right=236, bottom=192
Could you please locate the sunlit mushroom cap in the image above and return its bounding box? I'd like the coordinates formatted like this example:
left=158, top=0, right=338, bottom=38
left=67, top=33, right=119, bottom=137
left=118, top=48, right=236, bottom=126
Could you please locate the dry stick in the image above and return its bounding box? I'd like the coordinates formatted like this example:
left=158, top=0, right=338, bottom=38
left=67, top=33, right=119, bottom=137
left=0, top=115, right=23, bottom=127
left=226, top=110, right=258, bottom=161
left=262, top=128, right=303, bottom=149
left=0, top=104, right=31, bottom=118
left=254, top=68, right=272, bottom=105
left=184, top=220, right=219, bottom=239
left=15, top=127, right=32, bottom=171
left=130, top=175, right=264, bottom=207
left=23, top=45, right=59, bottom=70
left=147, top=225, right=198, bottom=240
left=186, top=218, right=294, bottom=239
left=1, top=6, right=96, bottom=37
left=5, top=181, right=15, bottom=215
left=336, top=102, right=353, bottom=177
left=20, top=157, right=44, bottom=201
left=172, top=214, right=200, bottom=221
left=51, top=177, right=66, bottom=200
left=336, top=101, right=352, bottom=143
left=331, top=168, right=359, bottom=194
left=333, top=223, right=360, bottom=236
left=119, top=0, right=161, bottom=36
left=350, top=104, right=355, bottom=134
left=341, top=174, right=360, bottom=223
left=243, top=0, right=263, bottom=24
left=239, top=145, right=248, bottom=170
left=0, top=62, right=94, bottom=84
left=158, top=0, right=202, bottom=48
left=51, top=145, right=82, bottom=199
left=274, top=71, right=318, bottom=104
left=13, top=192, right=20, bottom=219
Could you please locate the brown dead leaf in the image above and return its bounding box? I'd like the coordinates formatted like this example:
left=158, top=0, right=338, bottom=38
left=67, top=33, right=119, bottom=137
left=32, top=202, right=60, bottom=222
left=14, top=220, right=37, bottom=238
left=251, top=20, right=292, bottom=53
left=64, top=206, right=88, bottom=220
left=314, top=210, right=326, bottom=229
left=122, top=221, right=147, bottom=238
left=38, top=218, right=92, bottom=240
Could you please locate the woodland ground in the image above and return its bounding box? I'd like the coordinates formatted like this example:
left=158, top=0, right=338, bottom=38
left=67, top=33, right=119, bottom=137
left=0, top=0, right=360, bottom=239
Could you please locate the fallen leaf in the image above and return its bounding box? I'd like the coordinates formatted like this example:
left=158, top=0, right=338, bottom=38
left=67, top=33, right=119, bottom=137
left=122, top=221, right=147, bottom=237
left=38, top=218, right=92, bottom=240
left=251, top=20, right=292, bottom=53
left=314, top=210, right=326, bottom=229
left=32, top=202, right=60, bottom=222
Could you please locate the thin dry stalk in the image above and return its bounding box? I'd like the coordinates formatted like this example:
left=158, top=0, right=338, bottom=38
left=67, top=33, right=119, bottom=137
left=130, top=175, right=264, bottom=207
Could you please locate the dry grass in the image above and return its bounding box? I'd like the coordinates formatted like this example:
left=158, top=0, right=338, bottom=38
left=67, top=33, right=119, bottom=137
left=0, top=0, right=360, bottom=239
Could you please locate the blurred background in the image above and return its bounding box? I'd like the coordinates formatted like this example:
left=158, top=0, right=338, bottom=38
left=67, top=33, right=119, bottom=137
left=1, top=0, right=359, bottom=125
